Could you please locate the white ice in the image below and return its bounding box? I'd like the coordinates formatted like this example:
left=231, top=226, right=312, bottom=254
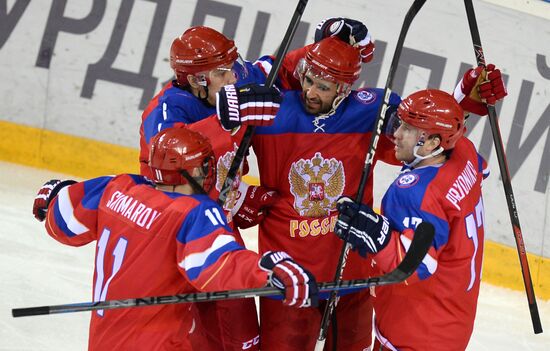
left=1, top=161, right=549, bottom=350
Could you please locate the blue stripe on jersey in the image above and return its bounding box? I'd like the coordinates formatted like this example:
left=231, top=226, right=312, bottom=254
left=185, top=241, right=244, bottom=281
left=417, top=262, right=432, bottom=280
left=142, top=58, right=270, bottom=145
left=126, top=174, right=154, bottom=186
left=81, top=176, right=114, bottom=210
left=383, top=167, right=450, bottom=250
left=176, top=196, right=233, bottom=244
left=142, top=88, right=216, bottom=144
left=255, top=88, right=401, bottom=135
left=477, top=152, right=490, bottom=179
left=235, top=60, right=269, bottom=86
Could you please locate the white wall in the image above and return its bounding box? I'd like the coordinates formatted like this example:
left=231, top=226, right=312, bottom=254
left=1, top=0, right=549, bottom=256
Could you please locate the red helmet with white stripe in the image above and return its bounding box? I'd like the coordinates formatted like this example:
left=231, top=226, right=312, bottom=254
left=170, top=26, right=239, bottom=86
left=398, top=89, right=465, bottom=150
left=148, top=127, right=215, bottom=191
left=296, top=37, right=362, bottom=85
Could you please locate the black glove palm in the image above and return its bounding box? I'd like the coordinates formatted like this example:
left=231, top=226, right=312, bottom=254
left=334, top=196, right=393, bottom=257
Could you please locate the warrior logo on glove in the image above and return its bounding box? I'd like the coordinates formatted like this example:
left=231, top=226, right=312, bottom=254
left=222, top=85, right=240, bottom=123
left=216, top=83, right=282, bottom=131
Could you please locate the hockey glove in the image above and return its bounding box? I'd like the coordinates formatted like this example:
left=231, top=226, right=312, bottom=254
left=453, top=63, right=507, bottom=116
left=315, top=17, right=374, bottom=63
left=334, top=196, right=392, bottom=257
left=259, top=251, right=319, bottom=308
left=231, top=182, right=279, bottom=229
left=216, top=83, right=282, bottom=131
left=33, top=179, right=77, bottom=221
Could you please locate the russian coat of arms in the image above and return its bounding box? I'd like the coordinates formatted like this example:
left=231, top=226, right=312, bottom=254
left=288, top=152, right=345, bottom=217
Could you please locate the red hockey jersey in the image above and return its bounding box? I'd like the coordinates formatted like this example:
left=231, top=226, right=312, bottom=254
left=252, top=88, right=401, bottom=283
left=44, top=174, right=267, bottom=351
left=371, top=137, right=488, bottom=350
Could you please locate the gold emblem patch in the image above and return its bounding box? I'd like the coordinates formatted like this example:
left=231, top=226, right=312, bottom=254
left=288, top=152, right=345, bottom=217
left=215, top=143, right=243, bottom=211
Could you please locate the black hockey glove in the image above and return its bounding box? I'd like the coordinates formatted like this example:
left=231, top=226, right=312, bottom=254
left=334, top=196, right=393, bottom=257
left=216, top=83, right=282, bottom=131
left=33, top=179, right=77, bottom=221
left=315, top=17, right=374, bottom=62
left=259, top=251, right=319, bottom=308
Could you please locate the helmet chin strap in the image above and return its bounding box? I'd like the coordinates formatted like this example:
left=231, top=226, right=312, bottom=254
left=312, top=84, right=350, bottom=132
left=405, top=138, right=444, bottom=168
left=192, top=74, right=214, bottom=107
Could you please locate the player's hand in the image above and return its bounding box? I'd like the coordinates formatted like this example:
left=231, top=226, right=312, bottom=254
left=334, top=196, right=392, bottom=257
left=216, top=84, right=282, bottom=131
left=453, top=64, right=507, bottom=116
left=259, top=251, right=318, bottom=308
left=33, top=179, right=77, bottom=221
left=232, top=183, right=279, bottom=229
left=315, top=17, right=374, bottom=63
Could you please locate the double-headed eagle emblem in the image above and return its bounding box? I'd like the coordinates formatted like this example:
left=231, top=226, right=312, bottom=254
left=289, top=152, right=345, bottom=217
left=215, top=143, right=242, bottom=211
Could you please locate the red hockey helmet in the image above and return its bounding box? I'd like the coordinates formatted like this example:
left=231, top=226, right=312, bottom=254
left=397, top=89, right=465, bottom=150
left=296, top=37, right=362, bottom=85
left=149, top=127, right=215, bottom=190
left=170, top=26, right=239, bottom=85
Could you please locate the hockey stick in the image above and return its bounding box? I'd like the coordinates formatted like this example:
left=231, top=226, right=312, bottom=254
left=316, top=1, right=427, bottom=349
left=217, top=0, right=309, bottom=206
left=463, top=0, right=542, bottom=334
left=12, top=222, right=434, bottom=318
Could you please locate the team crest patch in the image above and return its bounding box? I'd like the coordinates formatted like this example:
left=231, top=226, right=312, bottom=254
left=288, top=152, right=345, bottom=217
left=396, top=173, right=420, bottom=188
left=215, top=143, right=243, bottom=211
left=354, top=89, right=376, bottom=104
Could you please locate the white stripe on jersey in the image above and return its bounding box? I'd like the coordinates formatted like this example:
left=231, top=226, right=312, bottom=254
left=400, top=234, right=437, bottom=274
left=373, top=319, right=400, bottom=351
left=178, top=234, right=236, bottom=272
left=57, top=186, right=90, bottom=235
left=254, top=59, right=272, bottom=76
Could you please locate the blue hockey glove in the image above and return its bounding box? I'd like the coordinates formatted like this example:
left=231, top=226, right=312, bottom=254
left=334, top=196, right=393, bottom=257
left=315, top=17, right=374, bottom=62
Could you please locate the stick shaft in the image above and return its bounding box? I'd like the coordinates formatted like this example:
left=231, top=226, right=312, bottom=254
left=218, top=0, right=309, bottom=205
left=463, top=0, right=542, bottom=334
left=13, top=223, right=435, bottom=318
left=317, top=2, right=427, bottom=349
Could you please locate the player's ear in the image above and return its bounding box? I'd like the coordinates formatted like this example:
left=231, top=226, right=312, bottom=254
left=187, top=74, right=200, bottom=89
left=426, top=134, right=442, bottom=151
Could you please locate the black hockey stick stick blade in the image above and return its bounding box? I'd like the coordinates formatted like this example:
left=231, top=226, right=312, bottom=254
left=368, top=221, right=434, bottom=286
left=12, top=224, right=434, bottom=318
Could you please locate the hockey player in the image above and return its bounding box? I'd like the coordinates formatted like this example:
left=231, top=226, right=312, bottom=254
left=221, top=35, right=397, bottom=351
left=32, top=126, right=318, bottom=351
left=334, top=89, right=492, bottom=350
